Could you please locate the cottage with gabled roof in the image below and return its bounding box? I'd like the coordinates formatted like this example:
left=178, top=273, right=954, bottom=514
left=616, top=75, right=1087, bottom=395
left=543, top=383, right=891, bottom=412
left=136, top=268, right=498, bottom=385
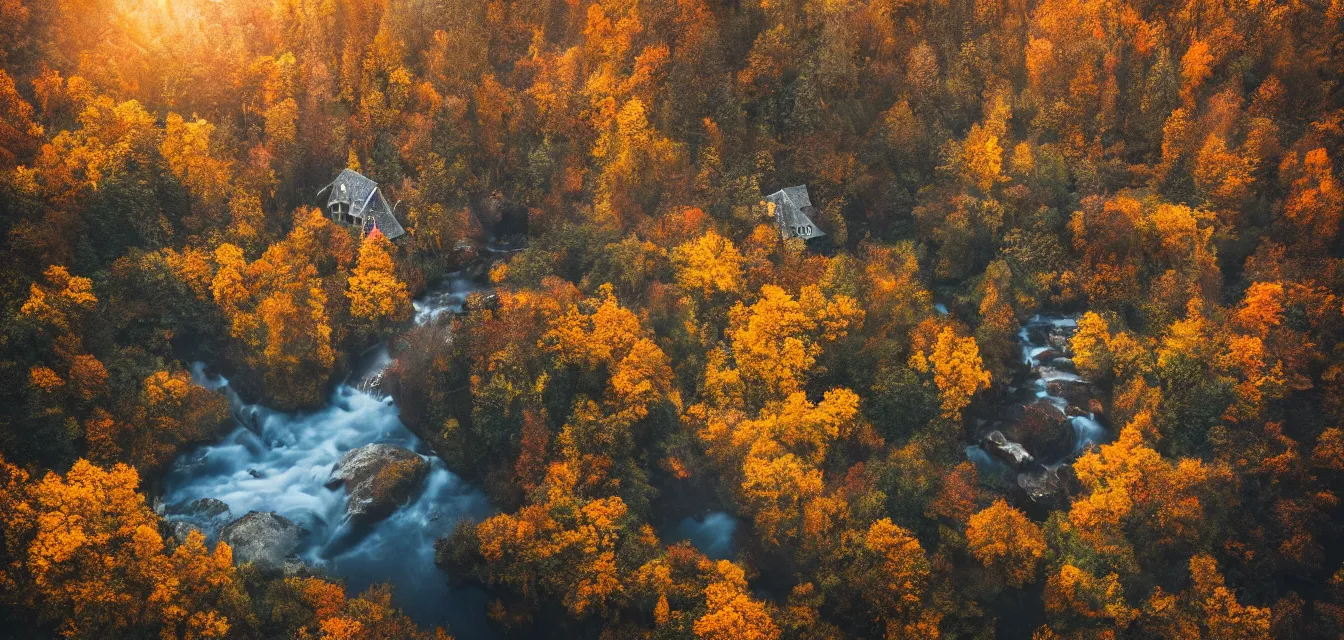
left=766, top=185, right=825, bottom=242
left=317, top=169, right=407, bottom=240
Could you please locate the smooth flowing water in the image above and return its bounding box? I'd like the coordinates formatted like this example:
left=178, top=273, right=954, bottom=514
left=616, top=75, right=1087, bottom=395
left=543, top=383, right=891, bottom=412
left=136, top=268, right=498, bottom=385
left=669, top=512, right=738, bottom=560
left=162, top=273, right=496, bottom=637
left=1016, top=315, right=1108, bottom=455
left=967, top=314, right=1110, bottom=480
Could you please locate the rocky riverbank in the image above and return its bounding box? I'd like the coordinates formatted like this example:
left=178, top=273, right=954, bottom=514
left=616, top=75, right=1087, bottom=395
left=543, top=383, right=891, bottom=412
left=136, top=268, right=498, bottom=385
left=967, top=315, right=1110, bottom=504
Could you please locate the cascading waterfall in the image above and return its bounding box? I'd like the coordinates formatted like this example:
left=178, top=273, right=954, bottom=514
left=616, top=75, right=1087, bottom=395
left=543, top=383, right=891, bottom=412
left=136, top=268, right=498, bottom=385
left=1019, top=315, right=1107, bottom=455
left=968, top=314, right=1110, bottom=484
left=162, top=272, right=495, bottom=637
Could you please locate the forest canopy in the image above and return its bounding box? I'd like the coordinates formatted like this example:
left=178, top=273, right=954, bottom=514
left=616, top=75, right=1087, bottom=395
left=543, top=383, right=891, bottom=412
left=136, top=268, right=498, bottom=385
left=1, top=0, right=1344, bottom=638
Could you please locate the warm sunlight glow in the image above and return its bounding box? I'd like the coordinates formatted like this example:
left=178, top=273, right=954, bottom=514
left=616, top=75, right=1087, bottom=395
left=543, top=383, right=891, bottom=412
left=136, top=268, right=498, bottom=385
left=0, top=0, right=1341, bottom=638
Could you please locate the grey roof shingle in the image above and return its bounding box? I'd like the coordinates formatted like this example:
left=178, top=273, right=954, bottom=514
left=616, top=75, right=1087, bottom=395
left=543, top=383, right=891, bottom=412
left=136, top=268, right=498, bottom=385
left=321, top=169, right=407, bottom=239
left=766, top=185, right=825, bottom=241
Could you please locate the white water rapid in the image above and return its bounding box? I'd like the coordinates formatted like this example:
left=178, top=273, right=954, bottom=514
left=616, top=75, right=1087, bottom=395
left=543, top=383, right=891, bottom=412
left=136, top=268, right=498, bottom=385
left=966, top=314, right=1110, bottom=481
left=162, top=272, right=495, bottom=637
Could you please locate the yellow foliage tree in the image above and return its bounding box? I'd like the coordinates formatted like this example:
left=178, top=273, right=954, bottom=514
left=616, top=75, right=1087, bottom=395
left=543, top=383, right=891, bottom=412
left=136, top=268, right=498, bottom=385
left=1044, top=564, right=1137, bottom=630
left=861, top=518, right=941, bottom=639
left=161, top=113, right=234, bottom=208
left=693, top=560, right=781, bottom=640
left=20, top=265, right=97, bottom=334
left=672, top=229, right=745, bottom=298
left=474, top=461, right=629, bottom=617
left=961, top=122, right=1005, bottom=193
left=1185, top=554, right=1271, bottom=639
left=0, top=457, right=247, bottom=639
left=544, top=285, right=679, bottom=424
left=966, top=499, right=1047, bottom=587
left=1071, top=311, right=1113, bottom=380
left=209, top=208, right=351, bottom=408
left=910, top=326, right=991, bottom=420
left=346, top=229, right=412, bottom=331
left=727, top=284, right=863, bottom=400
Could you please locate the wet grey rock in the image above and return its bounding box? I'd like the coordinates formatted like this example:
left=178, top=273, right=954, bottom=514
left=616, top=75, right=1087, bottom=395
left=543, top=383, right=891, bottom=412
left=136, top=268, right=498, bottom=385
left=327, top=444, right=429, bottom=523
left=169, top=497, right=231, bottom=519
left=1006, top=402, right=1075, bottom=463
left=1047, top=331, right=1073, bottom=356
left=1032, top=349, right=1059, bottom=364
left=1017, top=465, right=1066, bottom=502
left=1049, top=358, right=1077, bottom=373
left=220, top=511, right=304, bottom=573
left=463, top=259, right=490, bottom=281
left=164, top=498, right=233, bottom=544
left=283, top=557, right=321, bottom=578
left=1046, top=379, right=1096, bottom=411
left=168, top=520, right=204, bottom=544
left=982, top=431, right=1035, bottom=470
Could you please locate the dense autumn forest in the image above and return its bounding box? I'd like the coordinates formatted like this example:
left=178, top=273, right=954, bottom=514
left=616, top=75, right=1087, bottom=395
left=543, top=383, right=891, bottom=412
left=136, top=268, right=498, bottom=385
left=2, top=0, right=1344, bottom=637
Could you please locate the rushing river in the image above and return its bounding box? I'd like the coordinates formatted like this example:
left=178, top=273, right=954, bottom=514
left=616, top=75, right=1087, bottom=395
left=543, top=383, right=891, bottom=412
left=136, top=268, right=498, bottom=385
left=1017, top=315, right=1107, bottom=454
left=164, top=268, right=748, bottom=635
left=965, top=314, right=1110, bottom=488
left=162, top=273, right=495, bottom=637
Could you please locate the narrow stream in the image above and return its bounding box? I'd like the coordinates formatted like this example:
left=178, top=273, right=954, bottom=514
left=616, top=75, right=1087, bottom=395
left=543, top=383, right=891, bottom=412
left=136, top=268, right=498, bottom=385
left=966, top=314, right=1110, bottom=496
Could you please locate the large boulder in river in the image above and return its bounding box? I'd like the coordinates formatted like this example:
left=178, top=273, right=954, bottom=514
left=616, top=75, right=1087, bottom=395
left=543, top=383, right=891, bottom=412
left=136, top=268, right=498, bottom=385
left=220, top=511, right=304, bottom=573
left=1017, top=465, right=1067, bottom=503
left=1025, top=324, right=1053, bottom=346
left=1005, top=402, right=1075, bottom=463
left=982, top=431, right=1035, bottom=470
left=169, top=497, right=231, bottom=519
left=164, top=498, right=233, bottom=544
left=1046, top=379, right=1096, bottom=411
left=326, top=444, right=430, bottom=524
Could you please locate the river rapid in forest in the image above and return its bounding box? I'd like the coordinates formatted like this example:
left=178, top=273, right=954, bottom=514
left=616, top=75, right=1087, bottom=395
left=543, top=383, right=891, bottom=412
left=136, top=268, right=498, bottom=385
left=161, top=270, right=738, bottom=637
left=965, top=314, right=1110, bottom=499
left=161, top=273, right=496, bottom=636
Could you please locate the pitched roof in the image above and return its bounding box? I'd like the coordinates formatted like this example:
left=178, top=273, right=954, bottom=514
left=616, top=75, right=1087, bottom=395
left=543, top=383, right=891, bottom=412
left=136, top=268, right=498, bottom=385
left=765, top=185, right=825, bottom=241
left=322, top=169, right=407, bottom=239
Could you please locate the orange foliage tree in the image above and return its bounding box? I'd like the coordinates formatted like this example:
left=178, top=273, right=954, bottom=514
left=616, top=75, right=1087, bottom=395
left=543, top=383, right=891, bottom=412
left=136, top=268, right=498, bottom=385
left=0, top=456, right=248, bottom=638
left=966, top=499, right=1047, bottom=587
left=346, top=228, right=412, bottom=336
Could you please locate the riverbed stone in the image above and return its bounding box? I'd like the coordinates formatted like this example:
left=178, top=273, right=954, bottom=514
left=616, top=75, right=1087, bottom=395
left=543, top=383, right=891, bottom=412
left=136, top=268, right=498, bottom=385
left=1006, top=402, right=1075, bottom=463
left=982, top=431, right=1035, bottom=470
left=220, top=511, right=304, bottom=573
left=1050, top=357, right=1077, bottom=373
left=1047, top=332, right=1073, bottom=355
left=327, top=444, right=430, bottom=524
left=163, top=498, right=233, bottom=544
left=1046, top=379, right=1096, bottom=411
left=169, top=497, right=231, bottom=519
left=1017, top=465, right=1067, bottom=502
left=1026, top=324, right=1052, bottom=345
left=1032, top=349, right=1059, bottom=364
left=167, top=520, right=204, bottom=544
